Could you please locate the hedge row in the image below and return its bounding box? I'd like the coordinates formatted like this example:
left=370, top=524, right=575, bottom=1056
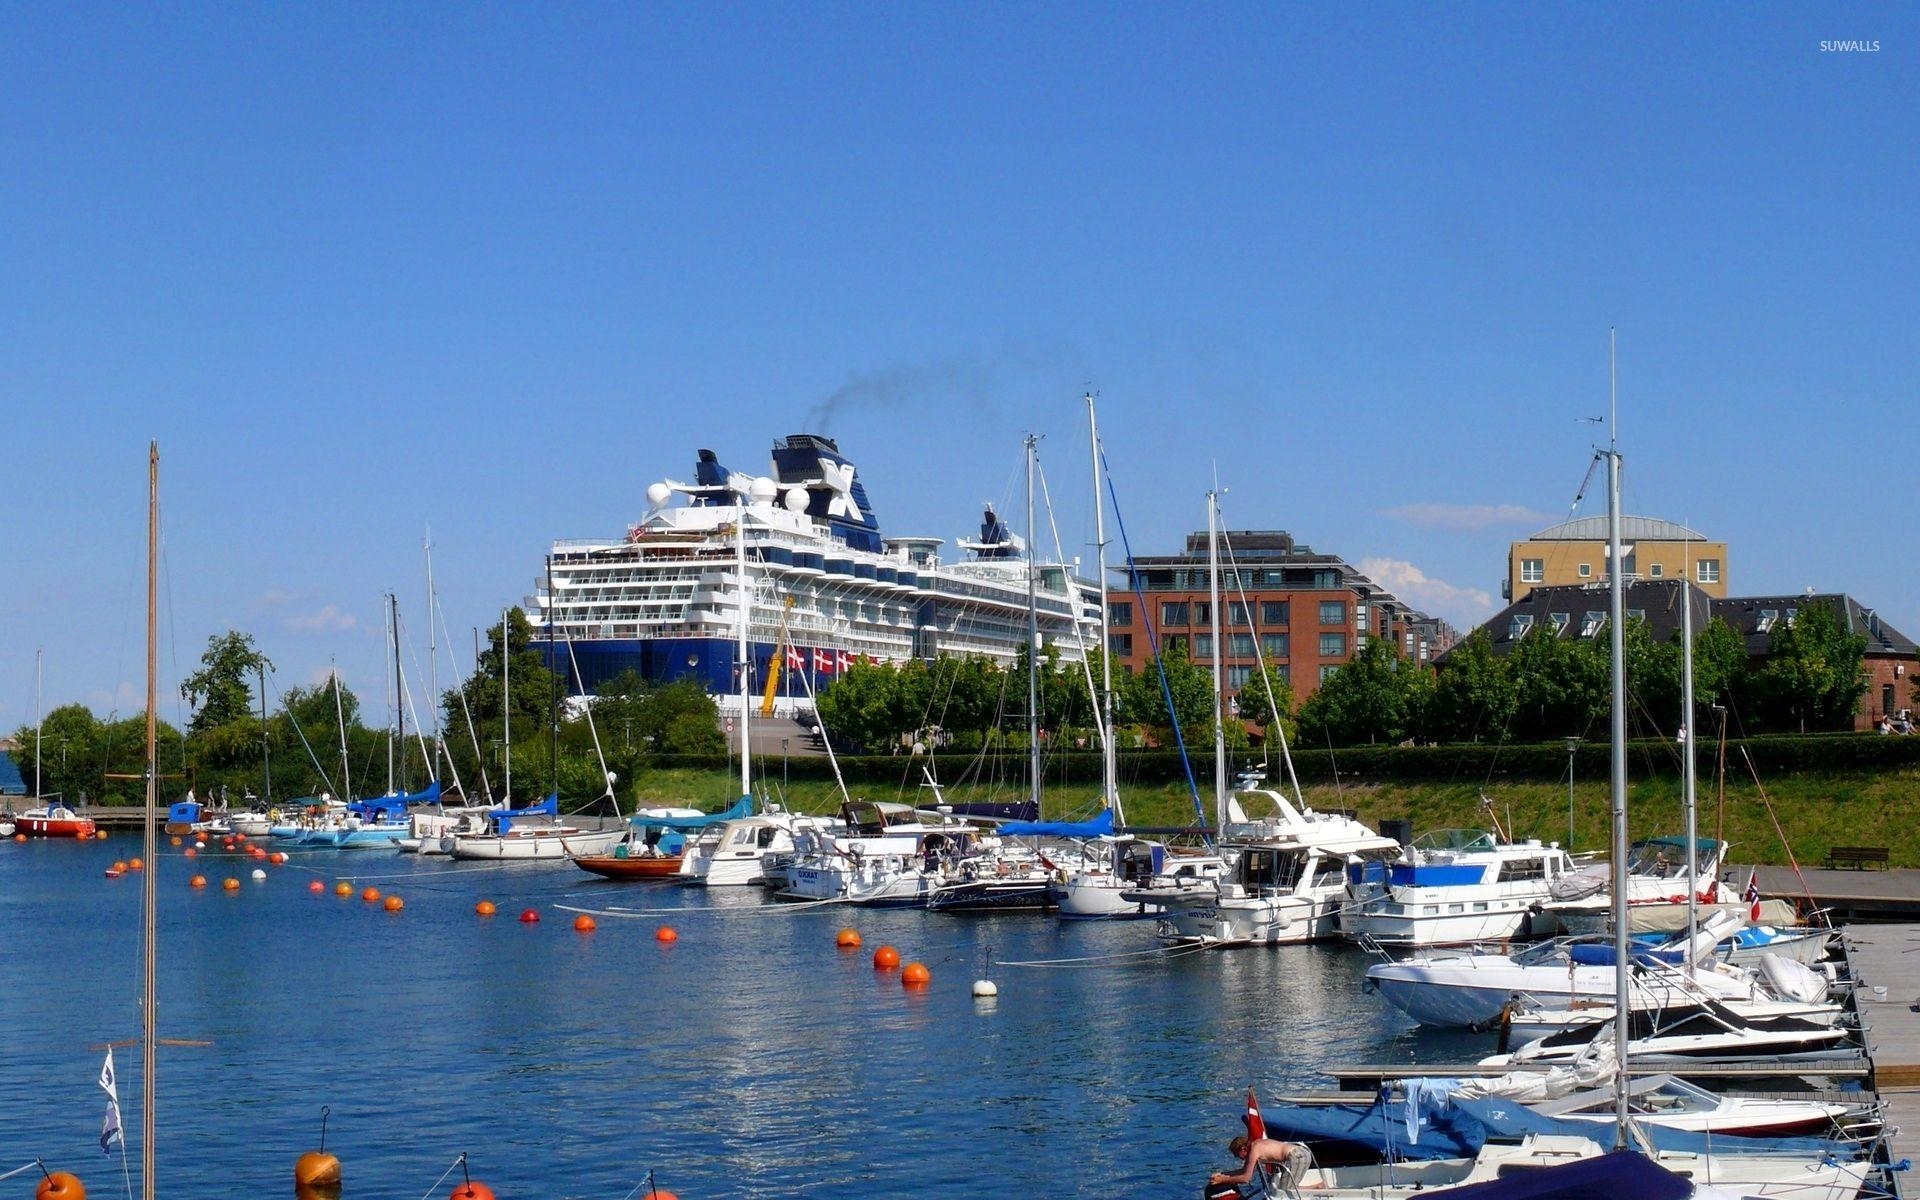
left=643, top=731, right=1920, bottom=788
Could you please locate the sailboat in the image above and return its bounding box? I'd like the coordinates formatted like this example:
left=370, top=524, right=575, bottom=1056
left=16, top=650, right=98, bottom=839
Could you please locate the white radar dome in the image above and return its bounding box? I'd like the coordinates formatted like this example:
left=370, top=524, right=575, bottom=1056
left=750, top=476, right=778, bottom=503
left=645, top=482, right=672, bottom=509
left=784, top=487, right=810, bottom=512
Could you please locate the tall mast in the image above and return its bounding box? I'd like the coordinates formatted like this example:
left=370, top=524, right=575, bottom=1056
left=426, top=530, right=441, bottom=784
left=1207, top=489, right=1227, bottom=832
left=33, top=648, right=41, bottom=799
left=391, top=594, right=405, bottom=793
left=1087, top=395, right=1119, bottom=823
left=1024, top=434, right=1041, bottom=815
left=502, top=608, right=512, bottom=806
left=546, top=555, right=558, bottom=803
left=736, top=490, right=752, bottom=800
left=258, top=662, right=271, bottom=806
left=1682, top=548, right=1699, bottom=953
left=383, top=595, right=395, bottom=795
left=1606, top=330, right=1630, bottom=1150
left=331, top=661, right=350, bottom=799
left=140, top=441, right=158, bottom=1200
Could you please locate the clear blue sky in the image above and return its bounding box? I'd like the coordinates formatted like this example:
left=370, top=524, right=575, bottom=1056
left=3, top=4, right=1915, bottom=735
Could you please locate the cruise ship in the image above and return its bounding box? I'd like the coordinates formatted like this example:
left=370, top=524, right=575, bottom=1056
left=529, top=434, right=1100, bottom=706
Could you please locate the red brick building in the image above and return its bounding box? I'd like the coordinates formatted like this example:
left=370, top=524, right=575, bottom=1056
left=1105, top=530, right=1449, bottom=707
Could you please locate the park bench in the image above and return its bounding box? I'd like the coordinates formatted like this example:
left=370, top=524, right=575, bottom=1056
left=1827, top=846, right=1891, bottom=870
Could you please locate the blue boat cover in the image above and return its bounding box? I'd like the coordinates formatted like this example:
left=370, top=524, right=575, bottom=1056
left=1426, top=1150, right=1692, bottom=1200
left=492, top=793, right=558, bottom=834
left=167, top=800, right=202, bottom=825
left=1451, top=1095, right=1844, bottom=1159
left=629, top=796, right=752, bottom=830
left=995, top=809, right=1115, bottom=838
left=349, top=780, right=441, bottom=822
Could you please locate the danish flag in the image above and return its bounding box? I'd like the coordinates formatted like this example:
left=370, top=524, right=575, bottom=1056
left=786, top=645, right=805, bottom=671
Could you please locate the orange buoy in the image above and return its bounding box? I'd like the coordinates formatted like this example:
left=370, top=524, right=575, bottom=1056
left=95, top=830, right=108, bottom=840
left=183, top=847, right=197, bottom=858
left=836, top=927, right=862, bottom=948
left=13, top=833, right=25, bottom=842
left=475, top=900, right=497, bottom=916
left=902, top=961, right=931, bottom=987
left=112, top=861, right=128, bottom=872
left=34, top=1169, right=85, bottom=1200
left=235, top=833, right=248, bottom=843
left=170, top=835, right=182, bottom=846
left=308, top=880, right=325, bottom=893
left=574, top=914, right=597, bottom=932
left=383, top=895, right=404, bottom=912
left=189, top=875, right=207, bottom=888
left=222, top=877, right=241, bottom=892
left=519, top=909, right=540, bottom=923
left=249, top=846, right=266, bottom=859
left=127, top=858, right=143, bottom=871
left=872, top=945, right=900, bottom=970
left=655, top=925, right=677, bottom=943
left=334, top=881, right=353, bottom=896
left=361, top=887, right=380, bottom=903
left=293, top=1150, right=342, bottom=1187
left=271, top=851, right=288, bottom=864
left=449, top=1183, right=496, bottom=1200
left=641, top=1189, right=678, bottom=1200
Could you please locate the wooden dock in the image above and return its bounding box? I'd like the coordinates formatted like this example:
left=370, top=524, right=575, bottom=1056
left=1838, top=923, right=1920, bottom=1183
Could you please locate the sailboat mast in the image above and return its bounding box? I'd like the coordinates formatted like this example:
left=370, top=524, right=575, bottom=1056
left=332, top=661, right=350, bottom=799
left=33, top=648, right=42, bottom=799
left=141, top=441, right=158, bottom=1200
left=1606, top=331, right=1630, bottom=1151
left=1207, top=490, right=1227, bottom=832
left=391, top=594, right=405, bottom=793
left=1024, top=434, right=1041, bottom=814
left=426, top=531, right=441, bottom=784
left=1681, top=556, right=1699, bottom=952
left=736, top=491, right=752, bottom=800
left=502, top=608, right=512, bottom=805
left=259, top=662, right=271, bottom=806
left=1086, top=395, right=1119, bottom=823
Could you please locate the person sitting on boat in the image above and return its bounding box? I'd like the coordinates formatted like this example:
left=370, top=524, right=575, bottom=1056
left=1208, top=1135, right=1318, bottom=1197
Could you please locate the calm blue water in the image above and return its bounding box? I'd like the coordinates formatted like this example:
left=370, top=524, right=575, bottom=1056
left=0, top=837, right=1484, bottom=1198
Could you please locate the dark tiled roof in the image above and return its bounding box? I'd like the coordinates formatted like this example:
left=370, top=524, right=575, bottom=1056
left=1470, top=579, right=1711, bottom=656
left=1711, top=594, right=1918, bottom=658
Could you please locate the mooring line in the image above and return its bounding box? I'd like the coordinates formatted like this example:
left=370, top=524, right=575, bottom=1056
left=994, top=942, right=1213, bottom=968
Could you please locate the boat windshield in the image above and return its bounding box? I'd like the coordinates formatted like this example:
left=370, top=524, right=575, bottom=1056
left=1412, top=829, right=1497, bottom=854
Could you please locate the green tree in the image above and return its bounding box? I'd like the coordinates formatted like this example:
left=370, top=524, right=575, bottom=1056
left=1232, top=655, right=1296, bottom=743
left=817, top=660, right=907, bottom=752
left=1297, top=638, right=1425, bottom=747
left=1427, top=630, right=1517, bottom=743
left=1507, top=624, right=1609, bottom=742
left=180, top=631, right=272, bottom=734
left=1122, top=639, right=1217, bottom=749
left=1752, top=601, right=1868, bottom=732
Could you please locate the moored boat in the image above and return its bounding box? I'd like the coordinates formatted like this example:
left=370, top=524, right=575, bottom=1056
left=17, top=801, right=97, bottom=839
left=1340, top=828, right=1573, bottom=949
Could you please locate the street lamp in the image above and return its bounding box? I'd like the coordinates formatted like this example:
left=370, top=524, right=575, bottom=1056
left=1562, top=737, right=1581, bottom=852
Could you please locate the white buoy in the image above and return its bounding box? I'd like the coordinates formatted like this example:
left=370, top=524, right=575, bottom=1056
left=251, top=868, right=267, bottom=881
left=972, top=979, right=998, bottom=998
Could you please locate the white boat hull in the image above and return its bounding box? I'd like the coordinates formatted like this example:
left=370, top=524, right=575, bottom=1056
left=450, top=828, right=625, bottom=860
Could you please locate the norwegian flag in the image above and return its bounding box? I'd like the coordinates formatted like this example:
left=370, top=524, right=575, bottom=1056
left=1744, top=868, right=1761, bottom=922
left=1244, top=1087, right=1266, bottom=1142
left=785, top=645, right=805, bottom=671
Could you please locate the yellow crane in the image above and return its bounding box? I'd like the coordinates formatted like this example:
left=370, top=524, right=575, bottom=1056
left=760, top=597, right=796, bottom=718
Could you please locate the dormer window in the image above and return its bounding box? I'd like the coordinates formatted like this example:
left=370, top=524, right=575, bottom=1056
left=1756, top=609, right=1779, bottom=634
left=1510, top=613, right=1536, bottom=640
left=1627, top=609, right=1646, bottom=624
left=1579, top=611, right=1605, bottom=638
left=1786, top=607, right=1798, bottom=627
left=1549, top=612, right=1570, bottom=635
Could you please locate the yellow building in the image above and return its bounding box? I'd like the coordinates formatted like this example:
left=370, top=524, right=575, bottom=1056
left=1505, top=516, right=1726, bottom=603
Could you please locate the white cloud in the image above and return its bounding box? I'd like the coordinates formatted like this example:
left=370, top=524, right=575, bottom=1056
left=283, top=604, right=360, bottom=635
left=1381, top=503, right=1550, bottom=532
left=1360, top=558, right=1497, bottom=628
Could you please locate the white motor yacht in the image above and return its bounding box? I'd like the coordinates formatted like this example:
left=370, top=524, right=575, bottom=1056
left=1341, top=828, right=1573, bottom=949
left=678, top=811, right=842, bottom=886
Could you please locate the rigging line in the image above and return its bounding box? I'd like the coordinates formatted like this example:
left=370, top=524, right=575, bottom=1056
left=438, top=594, right=492, bottom=803
left=416, top=1155, right=468, bottom=1200
left=1737, top=746, right=1819, bottom=916
left=1218, top=527, right=1302, bottom=806
left=395, top=610, right=441, bottom=788
left=265, top=672, right=338, bottom=799
left=1099, top=443, right=1207, bottom=832
left=1035, top=456, right=1112, bottom=781
left=275, top=860, right=512, bottom=881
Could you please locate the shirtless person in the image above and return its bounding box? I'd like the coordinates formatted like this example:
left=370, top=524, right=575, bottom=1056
left=1208, top=1134, right=1320, bottom=1196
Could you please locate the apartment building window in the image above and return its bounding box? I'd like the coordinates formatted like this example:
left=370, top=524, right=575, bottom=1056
left=1261, top=600, right=1289, bottom=626
left=1108, top=633, right=1133, bottom=656
left=1261, top=633, right=1288, bottom=657
left=1109, top=601, right=1132, bottom=627
left=1161, top=602, right=1189, bottom=627
left=1227, top=601, right=1249, bottom=626
left=1319, top=632, right=1347, bottom=657
left=1273, top=663, right=1290, bottom=684
left=1164, top=634, right=1188, bottom=656
left=1318, top=600, right=1346, bottom=626
left=1229, top=633, right=1256, bottom=658
left=1194, top=602, right=1211, bottom=627
left=1520, top=559, right=1544, bottom=584
left=1648, top=563, right=1663, bottom=578
left=1194, top=634, right=1214, bottom=660
left=1579, top=611, right=1605, bottom=638
left=1578, top=563, right=1592, bottom=578
left=1697, top=559, right=1720, bottom=585
left=1226, top=665, right=1252, bottom=689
